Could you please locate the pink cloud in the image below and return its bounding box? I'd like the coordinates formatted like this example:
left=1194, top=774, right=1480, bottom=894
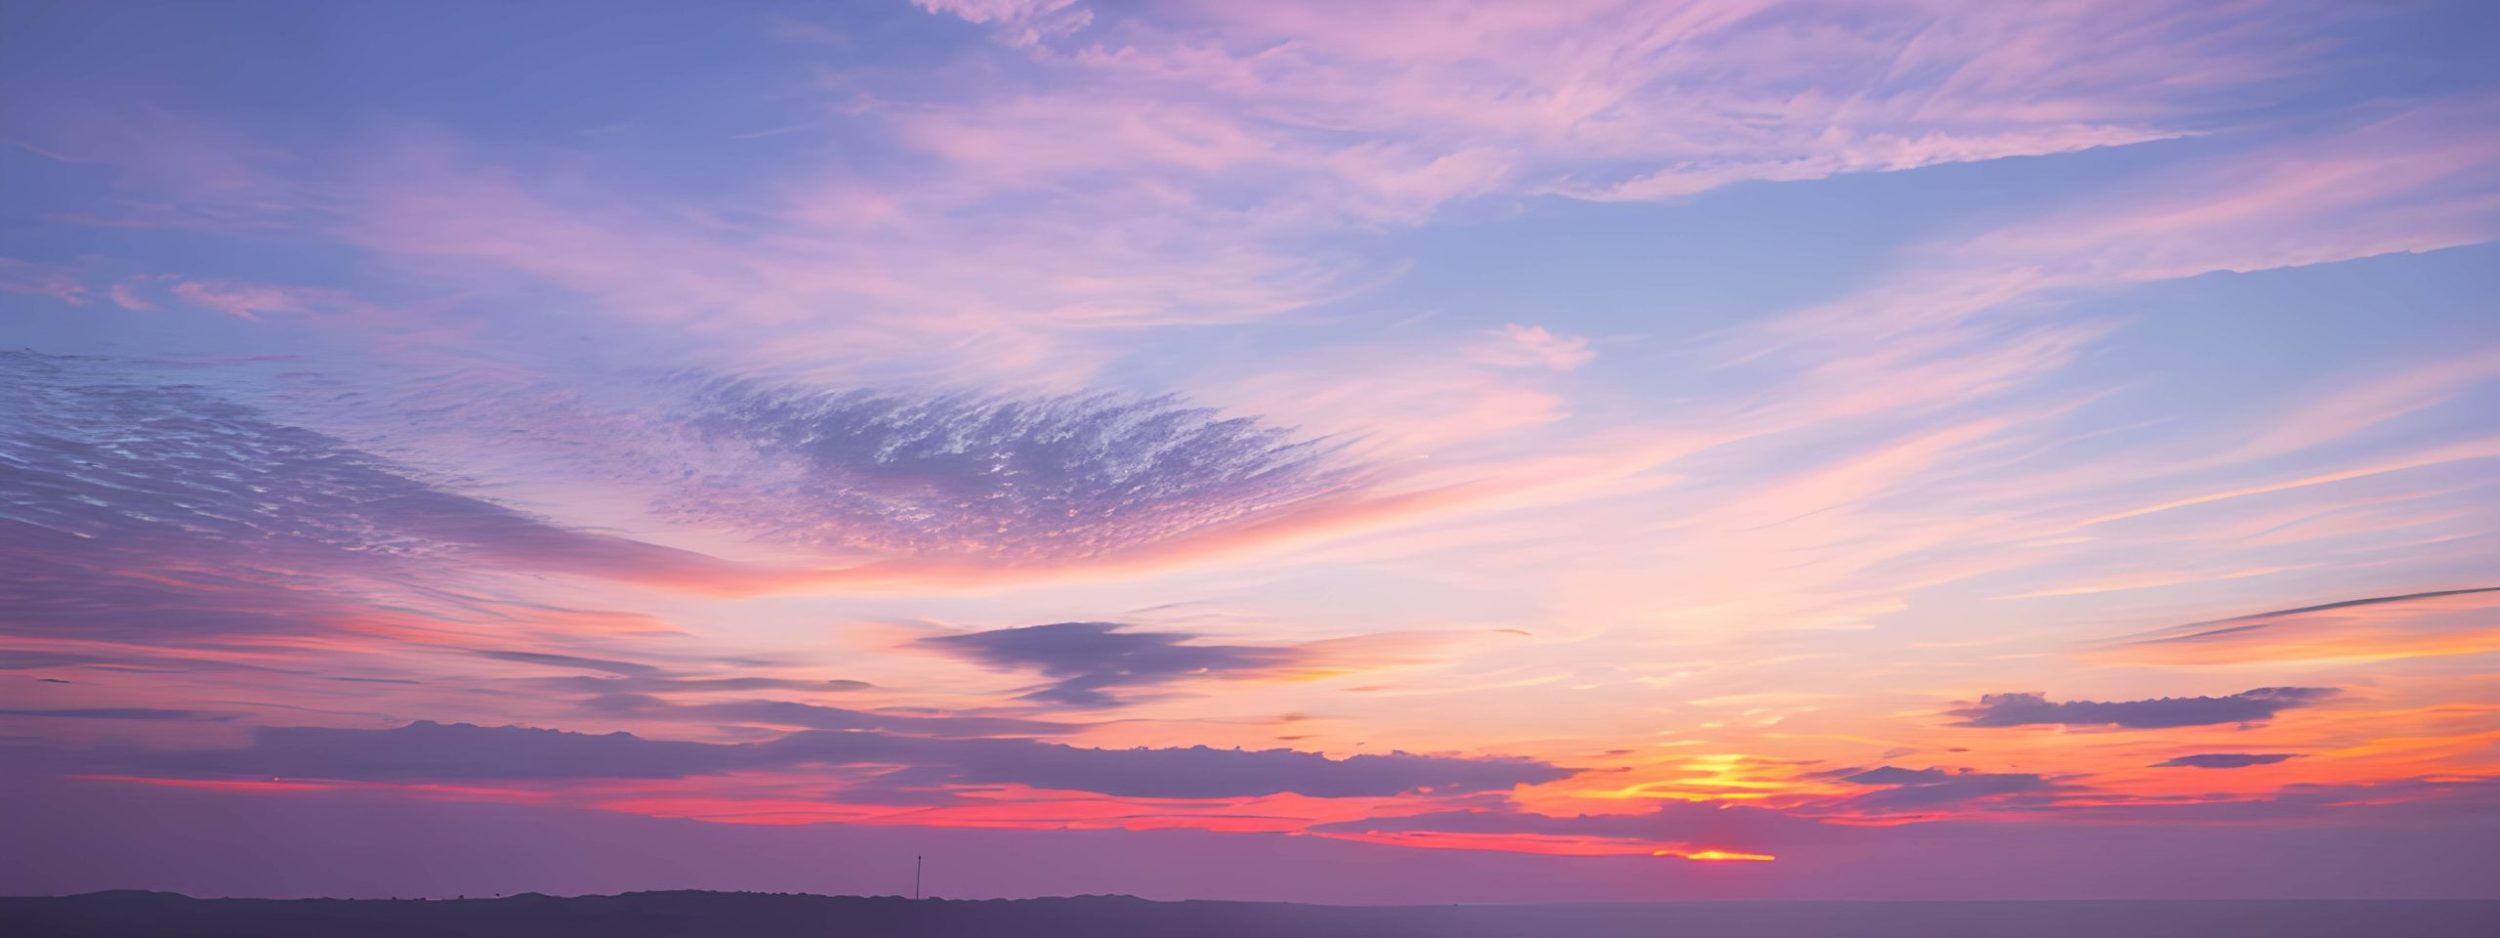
left=1468, top=324, right=1596, bottom=372
left=2228, top=347, right=2500, bottom=463
left=1759, top=97, right=2500, bottom=348
left=168, top=280, right=359, bottom=321
left=106, top=282, right=157, bottom=311
left=0, top=259, right=89, bottom=306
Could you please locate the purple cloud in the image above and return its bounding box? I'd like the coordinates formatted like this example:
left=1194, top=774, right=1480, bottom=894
left=2151, top=753, right=2303, bottom=769
left=472, top=651, right=661, bottom=676
left=1949, top=688, right=2338, bottom=729
left=0, top=352, right=752, bottom=639
left=579, top=693, right=1081, bottom=738
left=860, top=738, right=1570, bottom=800
left=138, top=722, right=752, bottom=781
left=1310, top=798, right=1832, bottom=848
left=657, top=376, right=1362, bottom=562
left=2002, top=777, right=2500, bottom=825
left=1828, top=765, right=2067, bottom=812
left=0, top=708, right=231, bottom=721
left=104, top=720, right=1571, bottom=800
left=538, top=675, right=874, bottom=695
left=4, top=352, right=1376, bottom=602
left=915, top=622, right=1302, bottom=708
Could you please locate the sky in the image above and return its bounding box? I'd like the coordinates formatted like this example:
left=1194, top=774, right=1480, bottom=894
left=2, top=0, right=2499, bottom=904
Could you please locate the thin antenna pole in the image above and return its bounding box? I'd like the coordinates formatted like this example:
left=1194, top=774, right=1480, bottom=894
left=914, top=855, right=923, bottom=900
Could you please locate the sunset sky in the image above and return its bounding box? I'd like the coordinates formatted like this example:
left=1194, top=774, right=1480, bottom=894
left=4, top=0, right=2499, bottom=903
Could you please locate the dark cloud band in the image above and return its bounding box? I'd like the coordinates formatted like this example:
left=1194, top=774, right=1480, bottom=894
left=100, top=720, right=1573, bottom=800
left=1949, top=687, right=2336, bottom=729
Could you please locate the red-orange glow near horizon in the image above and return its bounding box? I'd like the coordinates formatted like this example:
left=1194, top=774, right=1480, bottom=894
left=1312, top=830, right=1782, bottom=861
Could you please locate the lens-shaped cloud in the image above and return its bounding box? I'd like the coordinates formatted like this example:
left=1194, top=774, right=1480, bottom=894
left=2151, top=753, right=2303, bottom=769
left=914, top=621, right=1308, bottom=708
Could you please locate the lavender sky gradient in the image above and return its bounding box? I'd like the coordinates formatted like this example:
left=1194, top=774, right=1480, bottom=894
left=4, top=0, right=2500, bottom=902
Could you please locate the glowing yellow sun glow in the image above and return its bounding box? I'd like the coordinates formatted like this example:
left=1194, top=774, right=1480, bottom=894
left=1657, top=849, right=1778, bottom=862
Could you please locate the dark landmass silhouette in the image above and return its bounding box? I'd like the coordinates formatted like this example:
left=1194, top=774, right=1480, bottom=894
left=3, top=890, right=2497, bottom=937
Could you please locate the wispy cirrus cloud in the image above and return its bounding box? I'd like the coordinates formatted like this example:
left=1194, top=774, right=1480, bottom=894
left=918, top=0, right=2324, bottom=209
left=18, top=1, right=2367, bottom=390
left=2125, top=587, right=2500, bottom=645
left=2106, top=587, right=2500, bottom=666
left=1749, top=96, right=2500, bottom=353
